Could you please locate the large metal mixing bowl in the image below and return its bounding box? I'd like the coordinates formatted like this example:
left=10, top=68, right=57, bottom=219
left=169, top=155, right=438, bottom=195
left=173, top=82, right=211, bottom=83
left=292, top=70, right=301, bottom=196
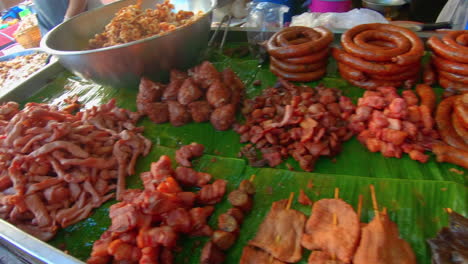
left=40, top=0, right=216, bottom=86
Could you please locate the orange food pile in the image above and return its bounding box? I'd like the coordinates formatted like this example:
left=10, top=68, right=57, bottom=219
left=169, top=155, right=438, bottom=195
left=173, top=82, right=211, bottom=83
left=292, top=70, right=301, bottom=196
left=87, top=152, right=228, bottom=264
left=348, top=86, right=439, bottom=163
left=266, top=26, right=333, bottom=82
left=88, top=0, right=201, bottom=49
left=427, top=30, right=468, bottom=92
left=333, top=23, right=424, bottom=90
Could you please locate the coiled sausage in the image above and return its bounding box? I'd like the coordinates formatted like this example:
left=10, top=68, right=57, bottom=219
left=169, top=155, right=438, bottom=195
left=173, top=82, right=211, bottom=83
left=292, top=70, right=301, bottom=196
left=270, top=63, right=326, bottom=82
left=428, top=35, right=468, bottom=64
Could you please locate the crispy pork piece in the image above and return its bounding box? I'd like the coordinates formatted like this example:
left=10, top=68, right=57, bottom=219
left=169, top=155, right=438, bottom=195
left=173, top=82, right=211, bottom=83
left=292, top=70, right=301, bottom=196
left=240, top=246, right=285, bottom=264
left=191, top=61, right=221, bottom=90
left=188, top=101, right=213, bottom=123
left=170, top=69, right=188, bottom=81
left=198, top=179, right=227, bottom=205
left=146, top=102, right=169, bottom=124
left=210, top=104, right=236, bottom=131
left=167, top=101, right=191, bottom=126
left=301, top=199, right=360, bottom=264
left=177, top=78, right=203, bottom=105
left=249, top=199, right=306, bottom=263
left=353, top=213, right=416, bottom=264
left=175, top=142, right=205, bottom=167
left=308, top=251, right=345, bottom=264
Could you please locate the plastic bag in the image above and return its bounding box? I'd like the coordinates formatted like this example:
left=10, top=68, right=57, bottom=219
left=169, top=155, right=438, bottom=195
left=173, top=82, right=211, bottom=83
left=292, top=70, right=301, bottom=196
left=244, top=2, right=289, bottom=57
left=436, top=0, right=468, bottom=30
left=290, top=8, right=388, bottom=31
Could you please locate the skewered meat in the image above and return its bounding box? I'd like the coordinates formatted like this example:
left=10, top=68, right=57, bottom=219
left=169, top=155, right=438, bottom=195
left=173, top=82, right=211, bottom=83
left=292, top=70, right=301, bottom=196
left=167, top=101, right=191, bottom=126
left=302, top=199, right=360, bottom=263
left=175, top=142, right=205, bottom=167
left=188, top=101, right=213, bottom=123
left=217, top=213, right=239, bottom=233
left=353, top=212, right=416, bottom=264
left=249, top=199, right=306, bottom=263
left=308, top=251, right=345, bottom=264
left=240, top=246, right=285, bottom=264
left=228, top=190, right=253, bottom=212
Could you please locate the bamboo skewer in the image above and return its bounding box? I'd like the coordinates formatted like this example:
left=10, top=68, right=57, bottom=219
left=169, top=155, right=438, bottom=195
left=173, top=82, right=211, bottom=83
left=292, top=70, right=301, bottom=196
left=357, top=194, right=363, bottom=220
left=249, top=174, right=256, bottom=182
left=369, top=184, right=380, bottom=223
left=334, top=187, right=340, bottom=199
left=286, top=192, right=294, bottom=210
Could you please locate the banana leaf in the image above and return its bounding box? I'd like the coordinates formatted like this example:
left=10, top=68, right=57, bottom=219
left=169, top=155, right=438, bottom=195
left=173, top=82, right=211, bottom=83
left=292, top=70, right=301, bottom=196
left=20, top=42, right=466, bottom=264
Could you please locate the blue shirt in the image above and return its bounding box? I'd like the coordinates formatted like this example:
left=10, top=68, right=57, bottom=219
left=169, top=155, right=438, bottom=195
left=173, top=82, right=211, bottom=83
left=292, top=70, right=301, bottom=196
left=33, top=0, right=69, bottom=36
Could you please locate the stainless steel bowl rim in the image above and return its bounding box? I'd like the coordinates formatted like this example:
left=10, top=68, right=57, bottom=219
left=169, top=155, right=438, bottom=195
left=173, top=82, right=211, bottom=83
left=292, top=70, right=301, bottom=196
left=41, top=0, right=216, bottom=56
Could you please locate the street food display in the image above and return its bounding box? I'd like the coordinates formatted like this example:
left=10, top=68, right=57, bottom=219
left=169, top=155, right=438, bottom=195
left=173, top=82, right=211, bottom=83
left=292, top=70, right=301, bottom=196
left=333, top=23, right=424, bottom=90
left=244, top=186, right=417, bottom=264
left=0, top=52, right=49, bottom=90
left=428, top=209, right=468, bottom=264
left=0, top=14, right=467, bottom=264
left=348, top=85, right=439, bottom=162
left=87, top=147, right=228, bottom=264
left=137, top=61, right=244, bottom=130
left=266, top=26, right=333, bottom=82
left=236, top=79, right=355, bottom=171
left=88, top=0, right=203, bottom=49
left=428, top=31, right=468, bottom=91
left=0, top=99, right=151, bottom=241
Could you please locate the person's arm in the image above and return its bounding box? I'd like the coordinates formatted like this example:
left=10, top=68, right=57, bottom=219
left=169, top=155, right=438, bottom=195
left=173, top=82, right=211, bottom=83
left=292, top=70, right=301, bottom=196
left=64, top=0, right=88, bottom=20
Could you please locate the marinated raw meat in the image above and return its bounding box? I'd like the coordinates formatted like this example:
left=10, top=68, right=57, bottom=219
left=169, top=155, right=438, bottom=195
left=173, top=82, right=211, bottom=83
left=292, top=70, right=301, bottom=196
left=167, top=101, right=191, bottom=126
left=211, top=104, right=236, bottom=131
left=301, top=199, right=360, bottom=263
left=249, top=199, right=306, bottom=263
left=177, top=78, right=203, bottom=105
left=188, top=101, right=212, bottom=123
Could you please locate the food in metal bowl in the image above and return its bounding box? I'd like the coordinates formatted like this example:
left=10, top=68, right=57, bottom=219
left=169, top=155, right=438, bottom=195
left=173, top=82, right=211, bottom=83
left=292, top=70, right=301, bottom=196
left=88, top=0, right=203, bottom=49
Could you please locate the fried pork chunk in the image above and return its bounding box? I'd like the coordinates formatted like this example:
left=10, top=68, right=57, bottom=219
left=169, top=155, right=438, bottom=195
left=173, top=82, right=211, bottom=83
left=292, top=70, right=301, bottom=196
left=308, top=251, right=345, bottom=264
left=240, top=246, right=285, bottom=264
left=353, top=213, right=416, bottom=264
left=301, top=199, right=360, bottom=263
left=249, top=199, right=306, bottom=263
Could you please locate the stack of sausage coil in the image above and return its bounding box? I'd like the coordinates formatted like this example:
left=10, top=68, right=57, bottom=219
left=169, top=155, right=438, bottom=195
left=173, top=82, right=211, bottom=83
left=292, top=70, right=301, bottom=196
left=433, top=94, right=468, bottom=169
left=266, top=26, right=333, bottom=82
left=333, top=23, right=424, bottom=90
left=427, top=30, right=468, bottom=92
left=200, top=179, right=255, bottom=264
